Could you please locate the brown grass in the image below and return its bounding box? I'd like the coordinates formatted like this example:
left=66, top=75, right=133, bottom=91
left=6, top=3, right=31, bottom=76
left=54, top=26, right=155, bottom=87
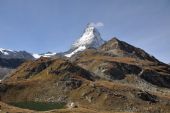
left=0, top=101, right=135, bottom=113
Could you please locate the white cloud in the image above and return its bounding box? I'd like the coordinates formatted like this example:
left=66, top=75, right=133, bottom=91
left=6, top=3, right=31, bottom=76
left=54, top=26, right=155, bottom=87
left=89, top=22, right=104, bottom=28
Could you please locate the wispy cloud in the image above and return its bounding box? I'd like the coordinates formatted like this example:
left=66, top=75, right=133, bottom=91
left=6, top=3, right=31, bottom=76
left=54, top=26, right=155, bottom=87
left=89, top=22, right=104, bottom=28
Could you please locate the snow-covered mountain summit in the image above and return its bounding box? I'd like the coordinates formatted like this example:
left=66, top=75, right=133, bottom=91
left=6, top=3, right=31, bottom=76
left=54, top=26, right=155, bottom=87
left=65, top=24, right=105, bottom=57
left=0, top=48, right=34, bottom=59
left=32, top=52, right=56, bottom=59
left=72, top=24, right=105, bottom=49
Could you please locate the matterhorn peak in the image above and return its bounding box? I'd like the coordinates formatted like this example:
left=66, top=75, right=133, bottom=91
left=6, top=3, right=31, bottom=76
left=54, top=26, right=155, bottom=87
left=71, top=24, right=105, bottom=49
left=65, top=24, right=105, bottom=57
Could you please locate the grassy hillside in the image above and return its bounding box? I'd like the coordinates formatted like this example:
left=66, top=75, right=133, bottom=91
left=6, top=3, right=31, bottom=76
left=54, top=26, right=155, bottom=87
left=1, top=56, right=170, bottom=112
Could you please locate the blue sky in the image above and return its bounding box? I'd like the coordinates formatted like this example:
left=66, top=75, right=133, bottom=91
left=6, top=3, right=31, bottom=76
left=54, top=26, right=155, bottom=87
left=0, top=0, right=169, bottom=63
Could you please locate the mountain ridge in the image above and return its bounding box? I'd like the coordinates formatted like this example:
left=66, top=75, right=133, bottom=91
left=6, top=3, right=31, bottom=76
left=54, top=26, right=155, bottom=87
left=0, top=48, right=34, bottom=60
left=99, top=37, right=160, bottom=63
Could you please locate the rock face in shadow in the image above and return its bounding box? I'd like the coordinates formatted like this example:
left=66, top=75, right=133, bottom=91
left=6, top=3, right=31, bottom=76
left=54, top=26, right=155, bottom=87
left=0, top=58, right=26, bottom=69
left=0, top=83, right=7, bottom=92
left=137, top=91, right=158, bottom=103
left=94, top=61, right=142, bottom=80
left=24, top=59, right=53, bottom=79
left=140, top=70, right=170, bottom=88
left=49, top=61, right=94, bottom=81
left=0, top=58, right=27, bottom=80
left=0, top=49, right=35, bottom=80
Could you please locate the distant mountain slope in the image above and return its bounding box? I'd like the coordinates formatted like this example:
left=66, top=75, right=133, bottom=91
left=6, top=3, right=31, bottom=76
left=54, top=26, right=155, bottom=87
left=0, top=48, right=34, bottom=80
left=0, top=48, right=34, bottom=59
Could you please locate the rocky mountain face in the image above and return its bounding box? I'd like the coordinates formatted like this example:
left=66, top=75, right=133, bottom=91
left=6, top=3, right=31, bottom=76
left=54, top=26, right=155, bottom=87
left=0, top=48, right=34, bottom=80
left=64, top=24, right=105, bottom=57
left=72, top=24, right=105, bottom=49
left=71, top=48, right=170, bottom=88
left=0, top=58, right=26, bottom=80
left=1, top=25, right=170, bottom=113
left=99, top=38, right=159, bottom=62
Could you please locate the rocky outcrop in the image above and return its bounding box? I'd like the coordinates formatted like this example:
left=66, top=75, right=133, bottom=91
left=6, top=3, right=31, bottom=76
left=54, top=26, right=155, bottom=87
left=94, top=61, right=142, bottom=80
left=137, top=91, right=158, bottom=103
left=99, top=38, right=159, bottom=62
left=0, top=83, right=7, bottom=92
left=140, top=69, right=170, bottom=88
left=0, top=58, right=25, bottom=69
left=50, top=61, right=94, bottom=81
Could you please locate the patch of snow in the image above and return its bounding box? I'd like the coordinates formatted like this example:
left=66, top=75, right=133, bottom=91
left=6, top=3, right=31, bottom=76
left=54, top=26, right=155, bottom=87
left=41, top=52, right=56, bottom=57
left=32, top=54, right=41, bottom=59
left=0, top=48, right=13, bottom=52
left=33, top=52, right=56, bottom=59
left=0, top=48, right=12, bottom=55
left=0, top=48, right=5, bottom=52
left=3, top=52, right=9, bottom=55
left=65, top=46, right=86, bottom=57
